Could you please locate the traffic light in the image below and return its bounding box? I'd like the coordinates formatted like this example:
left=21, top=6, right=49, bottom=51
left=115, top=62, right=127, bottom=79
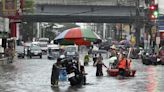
left=153, top=4, right=159, bottom=18
left=148, top=4, right=159, bottom=20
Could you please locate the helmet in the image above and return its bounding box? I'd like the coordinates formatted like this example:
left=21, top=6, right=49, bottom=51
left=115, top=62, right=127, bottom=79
left=146, top=53, right=149, bottom=56
left=122, top=52, right=127, bottom=58
left=60, top=55, right=65, bottom=59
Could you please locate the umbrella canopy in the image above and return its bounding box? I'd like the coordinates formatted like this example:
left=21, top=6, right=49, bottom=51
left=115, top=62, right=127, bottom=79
left=54, top=27, right=101, bottom=45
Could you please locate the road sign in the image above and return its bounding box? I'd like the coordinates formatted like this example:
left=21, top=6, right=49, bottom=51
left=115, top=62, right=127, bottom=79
left=2, top=0, right=17, bottom=16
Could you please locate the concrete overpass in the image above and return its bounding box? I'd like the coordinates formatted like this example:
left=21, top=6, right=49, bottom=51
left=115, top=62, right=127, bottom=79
left=0, top=0, right=146, bottom=23
left=22, top=5, right=145, bottom=23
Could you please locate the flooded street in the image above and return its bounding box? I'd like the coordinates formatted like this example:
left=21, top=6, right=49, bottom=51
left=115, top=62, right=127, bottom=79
left=0, top=0, right=164, bottom=91
left=0, top=55, right=164, bottom=92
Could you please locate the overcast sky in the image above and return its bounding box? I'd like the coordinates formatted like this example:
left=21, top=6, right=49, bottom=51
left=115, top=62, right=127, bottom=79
left=158, top=0, right=164, bottom=14
left=159, top=0, right=164, bottom=8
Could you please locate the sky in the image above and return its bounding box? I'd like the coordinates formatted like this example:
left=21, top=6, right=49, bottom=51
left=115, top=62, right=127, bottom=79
left=158, top=0, right=164, bottom=14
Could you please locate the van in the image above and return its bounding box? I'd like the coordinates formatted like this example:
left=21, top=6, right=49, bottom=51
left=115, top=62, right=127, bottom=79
left=47, top=44, right=61, bottom=59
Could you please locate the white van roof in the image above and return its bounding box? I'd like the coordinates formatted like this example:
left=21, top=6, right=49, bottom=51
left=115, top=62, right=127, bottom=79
left=47, top=44, right=60, bottom=49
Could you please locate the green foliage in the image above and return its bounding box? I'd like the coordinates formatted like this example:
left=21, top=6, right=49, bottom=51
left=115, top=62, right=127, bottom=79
left=20, top=22, right=36, bottom=42
left=23, top=0, right=34, bottom=13
left=44, top=31, right=55, bottom=41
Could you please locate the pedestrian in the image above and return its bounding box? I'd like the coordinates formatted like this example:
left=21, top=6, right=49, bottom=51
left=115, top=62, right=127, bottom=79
left=93, top=54, right=97, bottom=65
left=110, top=45, right=117, bottom=57
left=99, top=53, right=103, bottom=61
left=51, top=58, right=62, bottom=87
left=79, top=65, right=87, bottom=85
left=4, top=45, right=14, bottom=62
left=94, top=56, right=107, bottom=76
left=84, top=54, right=90, bottom=66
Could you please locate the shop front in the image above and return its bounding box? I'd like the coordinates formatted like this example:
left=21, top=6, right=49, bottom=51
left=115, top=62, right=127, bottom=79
left=0, top=17, right=10, bottom=65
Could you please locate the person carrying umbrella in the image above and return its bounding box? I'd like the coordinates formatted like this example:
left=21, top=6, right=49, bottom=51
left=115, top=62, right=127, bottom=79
left=93, top=54, right=98, bottom=66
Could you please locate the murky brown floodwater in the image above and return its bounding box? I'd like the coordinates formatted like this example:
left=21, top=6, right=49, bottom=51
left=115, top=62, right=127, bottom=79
left=0, top=55, right=164, bottom=92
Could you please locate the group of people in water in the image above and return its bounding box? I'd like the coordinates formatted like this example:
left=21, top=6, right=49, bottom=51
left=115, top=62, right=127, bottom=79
left=51, top=45, right=132, bottom=87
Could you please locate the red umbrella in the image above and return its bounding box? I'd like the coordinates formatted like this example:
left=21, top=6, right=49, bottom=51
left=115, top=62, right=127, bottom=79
left=54, top=27, right=101, bottom=45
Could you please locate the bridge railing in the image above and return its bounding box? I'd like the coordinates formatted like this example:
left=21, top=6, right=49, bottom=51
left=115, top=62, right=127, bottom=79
left=35, top=0, right=139, bottom=6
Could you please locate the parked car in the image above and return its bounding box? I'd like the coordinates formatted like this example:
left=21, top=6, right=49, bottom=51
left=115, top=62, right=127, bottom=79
left=29, top=45, right=42, bottom=58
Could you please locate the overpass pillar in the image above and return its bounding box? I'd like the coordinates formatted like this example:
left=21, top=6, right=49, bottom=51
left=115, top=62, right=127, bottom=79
left=103, top=23, right=107, bottom=39
left=37, top=22, right=40, bottom=38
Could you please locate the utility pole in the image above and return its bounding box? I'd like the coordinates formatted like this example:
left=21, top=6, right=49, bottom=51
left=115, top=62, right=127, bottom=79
left=37, top=22, right=40, bottom=38
left=135, top=0, right=140, bottom=47
left=103, top=23, right=106, bottom=40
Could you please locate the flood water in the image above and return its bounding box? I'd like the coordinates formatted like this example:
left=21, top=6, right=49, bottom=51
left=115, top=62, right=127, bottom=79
left=0, top=55, right=164, bottom=92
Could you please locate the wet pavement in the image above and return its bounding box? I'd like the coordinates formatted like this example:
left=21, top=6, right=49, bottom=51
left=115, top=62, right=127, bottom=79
left=0, top=54, right=164, bottom=92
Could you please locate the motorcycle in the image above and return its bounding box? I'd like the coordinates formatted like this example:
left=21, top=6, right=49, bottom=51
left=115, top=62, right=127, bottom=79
left=65, top=58, right=86, bottom=86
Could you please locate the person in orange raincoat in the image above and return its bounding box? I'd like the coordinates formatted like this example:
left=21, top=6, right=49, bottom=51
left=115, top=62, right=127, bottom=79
left=117, top=53, right=127, bottom=77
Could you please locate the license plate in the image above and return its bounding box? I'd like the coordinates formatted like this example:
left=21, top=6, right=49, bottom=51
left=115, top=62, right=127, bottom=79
left=68, top=73, right=75, bottom=78
left=34, top=52, right=38, bottom=55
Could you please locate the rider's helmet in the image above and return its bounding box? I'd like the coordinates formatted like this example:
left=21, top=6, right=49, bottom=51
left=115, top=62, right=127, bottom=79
left=60, top=55, right=65, bottom=59
left=122, top=51, right=128, bottom=58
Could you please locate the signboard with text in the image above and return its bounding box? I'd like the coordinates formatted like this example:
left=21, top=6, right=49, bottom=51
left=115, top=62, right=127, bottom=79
left=2, top=0, right=17, bottom=16
left=0, top=17, right=9, bottom=32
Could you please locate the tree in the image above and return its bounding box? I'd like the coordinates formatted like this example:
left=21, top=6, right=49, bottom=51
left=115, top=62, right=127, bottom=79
left=23, top=0, right=34, bottom=13
left=20, top=22, right=36, bottom=42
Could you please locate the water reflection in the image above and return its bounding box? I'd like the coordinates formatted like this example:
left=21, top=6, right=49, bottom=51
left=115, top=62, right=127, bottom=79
left=145, top=66, right=157, bottom=92
left=0, top=58, right=164, bottom=92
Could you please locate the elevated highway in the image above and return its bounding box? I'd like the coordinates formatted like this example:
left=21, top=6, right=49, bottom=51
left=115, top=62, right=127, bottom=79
left=21, top=4, right=145, bottom=23
left=0, top=0, right=145, bottom=23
